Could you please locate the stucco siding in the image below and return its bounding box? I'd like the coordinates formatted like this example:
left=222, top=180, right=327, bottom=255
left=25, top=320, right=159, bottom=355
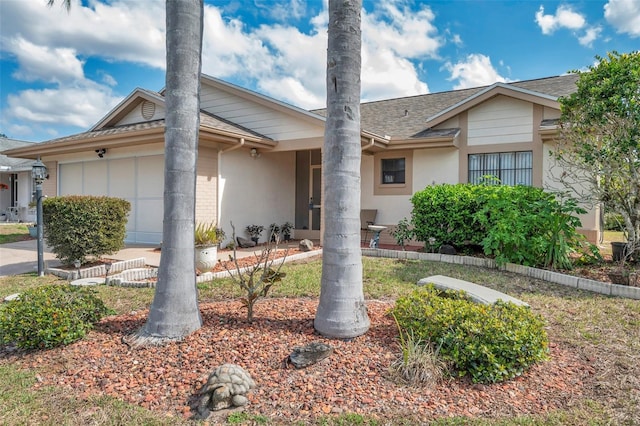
left=413, top=148, right=459, bottom=187
left=218, top=149, right=295, bottom=246
left=543, top=140, right=599, bottom=242
left=361, top=148, right=459, bottom=234
left=468, top=96, right=533, bottom=145
left=543, top=106, right=561, bottom=120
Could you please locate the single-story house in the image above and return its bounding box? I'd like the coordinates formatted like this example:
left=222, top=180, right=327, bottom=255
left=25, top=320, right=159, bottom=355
left=0, top=137, right=39, bottom=223
left=2, top=73, right=599, bottom=246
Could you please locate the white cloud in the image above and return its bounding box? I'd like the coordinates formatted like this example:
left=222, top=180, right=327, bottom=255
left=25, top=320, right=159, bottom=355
left=578, top=26, right=602, bottom=47
left=535, top=5, right=586, bottom=34
left=7, top=84, right=121, bottom=129
left=0, top=0, right=166, bottom=69
left=364, top=2, right=442, bottom=59
left=5, top=37, right=84, bottom=83
left=445, top=54, right=510, bottom=90
left=605, top=0, right=640, bottom=37
left=201, top=0, right=436, bottom=108
left=0, top=0, right=438, bottom=135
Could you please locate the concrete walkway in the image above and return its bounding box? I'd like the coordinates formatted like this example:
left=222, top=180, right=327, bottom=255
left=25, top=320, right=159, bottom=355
left=0, top=240, right=302, bottom=277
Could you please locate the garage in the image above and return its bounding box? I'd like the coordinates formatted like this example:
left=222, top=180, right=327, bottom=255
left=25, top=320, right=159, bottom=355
left=58, top=155, right=164, bottom=244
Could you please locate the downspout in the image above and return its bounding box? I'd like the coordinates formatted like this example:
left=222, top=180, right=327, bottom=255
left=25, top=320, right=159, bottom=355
left=217, top=138, right=245, bottom=227
left=361, top=137, right=375, bottom=153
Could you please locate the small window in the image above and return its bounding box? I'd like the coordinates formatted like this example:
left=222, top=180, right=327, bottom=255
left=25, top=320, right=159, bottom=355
left=468, top=151, right=532, bottom=186
left=381, top=158, right=405, bottom=184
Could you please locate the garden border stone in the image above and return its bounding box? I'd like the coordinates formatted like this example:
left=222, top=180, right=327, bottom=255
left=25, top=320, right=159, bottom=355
left=362, top=248, right=640, bottom=300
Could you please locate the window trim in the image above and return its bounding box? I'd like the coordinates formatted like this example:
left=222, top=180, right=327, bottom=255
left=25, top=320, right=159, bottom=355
left=374, top=150, right=413, bottom=196
left=467, top=150, right=533, bottom=186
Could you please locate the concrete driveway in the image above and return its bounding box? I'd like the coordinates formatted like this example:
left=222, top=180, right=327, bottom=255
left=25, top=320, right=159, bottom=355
left=0, top=240, right=162, bottom=277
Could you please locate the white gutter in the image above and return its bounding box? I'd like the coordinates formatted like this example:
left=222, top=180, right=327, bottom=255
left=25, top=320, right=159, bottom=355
left=361, top=137, right=375, bottom=153
left=217, top=138, right=245, bottom=225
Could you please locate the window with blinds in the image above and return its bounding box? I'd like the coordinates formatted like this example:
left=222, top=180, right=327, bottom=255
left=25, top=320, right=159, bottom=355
left=468, top=151, right=532, bottom=186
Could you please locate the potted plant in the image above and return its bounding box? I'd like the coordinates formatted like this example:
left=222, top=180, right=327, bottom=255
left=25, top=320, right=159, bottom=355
left=281, top=221, right=293, bottom=242
left=268, top=223, right=281, bottom=242
left=245, top=224, right=264, bottom=244
left=194, top=222, right=223, bottom=272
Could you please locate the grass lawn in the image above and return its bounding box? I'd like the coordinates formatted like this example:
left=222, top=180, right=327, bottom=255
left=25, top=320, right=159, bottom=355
left=1, top=256, right=639, bottom=425
left=0, top=223, right=32, bottom=244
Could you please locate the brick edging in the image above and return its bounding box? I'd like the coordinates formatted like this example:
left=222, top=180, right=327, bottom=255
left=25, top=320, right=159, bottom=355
left=362, top=248, right=640, bottom=300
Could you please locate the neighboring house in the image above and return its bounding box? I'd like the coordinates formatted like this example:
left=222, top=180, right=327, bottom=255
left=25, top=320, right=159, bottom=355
left=2, top=73, right=599, bottom=246
left=0, top=137, right=39, bottom=223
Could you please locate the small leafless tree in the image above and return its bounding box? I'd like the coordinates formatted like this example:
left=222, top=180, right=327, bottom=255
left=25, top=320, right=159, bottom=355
left=223, top=223, right=288, bottom=322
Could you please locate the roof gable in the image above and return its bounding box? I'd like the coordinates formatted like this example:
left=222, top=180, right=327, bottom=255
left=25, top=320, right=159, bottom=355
left=424, top=82, right=559, bottom=129
left=91, top=88, right=165, bottom=130
left=199, top=75, right=327, bottom=141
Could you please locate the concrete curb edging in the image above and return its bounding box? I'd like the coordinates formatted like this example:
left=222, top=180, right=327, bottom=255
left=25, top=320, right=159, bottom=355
left=362, top=248, right=640, bottom=300
left=106, top=267, right=159, bottom=288
left=47, top=258, right=147, bottom=281
left=196, top=249, right=323, bottom=283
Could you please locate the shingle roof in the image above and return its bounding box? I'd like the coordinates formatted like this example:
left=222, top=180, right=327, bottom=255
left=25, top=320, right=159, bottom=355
left=27, top=111, right=270, bottom=148
left=313, top=74, right=578, bottom=140
left=0, top=138, right=38, bottom=170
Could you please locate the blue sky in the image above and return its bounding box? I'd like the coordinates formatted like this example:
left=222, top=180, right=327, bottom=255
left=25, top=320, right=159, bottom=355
left=0, top=0, right=638, bottom=142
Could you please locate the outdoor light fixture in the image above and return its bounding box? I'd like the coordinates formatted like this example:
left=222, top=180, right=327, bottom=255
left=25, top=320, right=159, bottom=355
left=31, top=158, right=47, bottom=277
left=250, top=148, right=260, bottom=159
left=95, top=148, right=107, bottom=158
left=104, top=262, right=112, bottom=285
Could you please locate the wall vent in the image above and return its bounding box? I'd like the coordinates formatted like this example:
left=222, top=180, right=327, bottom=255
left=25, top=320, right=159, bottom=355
left=141, top=101, right=156, bottom=120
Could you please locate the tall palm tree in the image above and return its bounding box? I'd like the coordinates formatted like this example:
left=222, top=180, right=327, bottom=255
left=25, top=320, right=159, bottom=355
left=314, top=0, right=370, bottom=339
left=49, top=0, right=203, bottom=341
left=140, top=0, right=203, bottom=341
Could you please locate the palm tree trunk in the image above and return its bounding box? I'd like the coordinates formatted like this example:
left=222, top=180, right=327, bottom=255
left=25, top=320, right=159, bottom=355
left=140, top=0, right=203, bottom=341
left=314, top=0, right=370, bottom=339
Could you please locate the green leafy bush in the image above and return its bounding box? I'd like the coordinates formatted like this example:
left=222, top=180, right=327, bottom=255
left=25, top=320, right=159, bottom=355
left=391, top=286, right=549, bottom=383
left=0, top=285, right=112, bottom=349
left=474, top=187, right=589, bottom=268
left=604, top=212, right=625, bottom=231
left=411, top=184, right=592, bottom=268
left=43, top=196, right=130, bottom=265
left=390, top=217, right=415, bottom=250
left=411, top=184, right=484, bottom=247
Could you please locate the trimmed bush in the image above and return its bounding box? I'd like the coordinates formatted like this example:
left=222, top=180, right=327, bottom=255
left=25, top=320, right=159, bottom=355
left=391, top=286, right=549, bottom=383
left=0, top=284, right=112, bottom=349
left=411, top=184, right=593, bottom=268
left=43, top=195, right=130, bottom=265
left=411, top=184, right=484, bottom=247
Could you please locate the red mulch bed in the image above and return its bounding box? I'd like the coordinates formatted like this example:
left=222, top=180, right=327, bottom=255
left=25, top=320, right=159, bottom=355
left=2, top=299, right=593, bottom=423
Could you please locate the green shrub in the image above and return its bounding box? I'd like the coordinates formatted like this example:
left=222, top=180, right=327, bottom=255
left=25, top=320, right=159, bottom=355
left=411, top=184, right=590, bottom=268
left=411, top=184, right=484, bottom=247
left=474, top=187, right=589, bottom=268
left=604, top=212, right=625, bottom=231
left=43, top=196, right=130, bottom=265
left=391, top=286, right=549, bottom=383
left=390, top=217, right=415, bottom=250
left=0, top=284, right=112, bottom=349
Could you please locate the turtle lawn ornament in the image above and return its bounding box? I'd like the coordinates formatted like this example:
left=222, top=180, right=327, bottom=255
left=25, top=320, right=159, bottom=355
left=194, top=364, right=256, bottom=419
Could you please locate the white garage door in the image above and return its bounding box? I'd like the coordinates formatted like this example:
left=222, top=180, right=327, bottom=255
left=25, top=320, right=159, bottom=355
left=58, top=155, right=164, bottom=244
